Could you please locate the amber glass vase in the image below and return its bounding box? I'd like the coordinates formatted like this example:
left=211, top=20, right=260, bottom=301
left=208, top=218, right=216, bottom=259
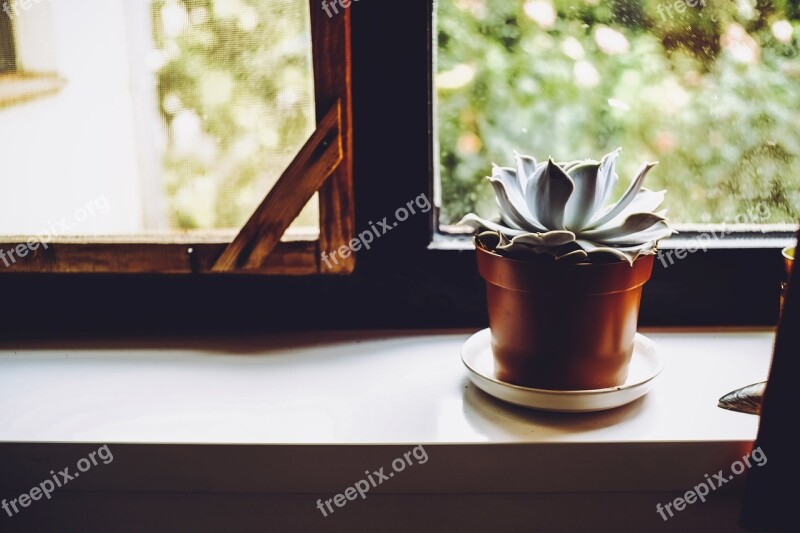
left=781, top=247, right=795, bottom=311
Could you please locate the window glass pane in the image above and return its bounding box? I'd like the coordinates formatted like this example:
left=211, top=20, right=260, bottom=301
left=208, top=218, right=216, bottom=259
left=0, top=0, right=316, bottom=236
left=436, top=0, right=800, bottom=227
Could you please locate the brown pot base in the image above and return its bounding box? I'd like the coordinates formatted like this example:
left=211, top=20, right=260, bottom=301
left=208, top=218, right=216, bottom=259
left=477, top=246, right=654, bottom=390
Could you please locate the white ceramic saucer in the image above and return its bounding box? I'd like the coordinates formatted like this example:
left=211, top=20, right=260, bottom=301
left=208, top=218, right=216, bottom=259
left=461, top=329, right=664, bottom=412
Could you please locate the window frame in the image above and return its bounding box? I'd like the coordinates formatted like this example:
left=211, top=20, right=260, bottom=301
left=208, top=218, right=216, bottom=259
left=0, top=0, right=793, bottom=336
left=0, top=11, right=15, bottom=74
left=0, top=0, right=354, bottom=275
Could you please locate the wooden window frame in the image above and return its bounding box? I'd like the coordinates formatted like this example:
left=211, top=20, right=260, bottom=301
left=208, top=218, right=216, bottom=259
left=0, top=1, right=354, bottom=276
left=0, top=1, right=795, bottom=337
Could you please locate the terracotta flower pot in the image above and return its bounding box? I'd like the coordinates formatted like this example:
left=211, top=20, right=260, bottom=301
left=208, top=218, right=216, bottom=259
left=476, top=245, right=654, bottom=390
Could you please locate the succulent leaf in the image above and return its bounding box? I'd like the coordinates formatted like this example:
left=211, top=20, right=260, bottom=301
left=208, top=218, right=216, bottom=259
left=561, top=160, right=587, bottom=172
left=563, top=161, right=602, bottom=229
left=530, top=159, right=575, bottom=230
left=584, top=161, right=657, bottom=230
left=460, top=148, right=675, bottom=263
left=488, top=176, right=532, bottom=230
left=581, top=212, right=668, bottom=241
left=459, top=213, right=527, bottom=236
left=497, top=230, right=576, bottom=250
left=514, top=152, right=538, bottom=190
left=595, top=148, right=621, bottom=213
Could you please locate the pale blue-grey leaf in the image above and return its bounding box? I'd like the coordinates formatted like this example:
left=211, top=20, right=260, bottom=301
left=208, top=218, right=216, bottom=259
left=589, top=221, right=675, bottom=246
left=529, top=159, right=575, bottom=230
left=589, top=189, right=666, bottom=231
left=581, top=213, right=668, bottom=241
left=497, top=230, right=576, bottom=249
left=595, top=148, right=621, bottom=213
left=514, top=152, right=538, bottom=190
left=458, top=213, right=527, bottom=237
left=488, top=176, right=536, bottom=231
left=564, top=161, right=602, bottom=229
left=584, top=161, right=657, bottom=230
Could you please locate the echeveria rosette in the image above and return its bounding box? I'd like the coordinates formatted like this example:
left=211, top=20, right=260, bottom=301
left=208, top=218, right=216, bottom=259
left=460, top=149, right=676, bottom=264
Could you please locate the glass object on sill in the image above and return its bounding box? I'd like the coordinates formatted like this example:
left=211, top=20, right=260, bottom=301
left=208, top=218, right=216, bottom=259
left=781, top=247, right=795, bottom=311
left=719, top=245, right=796, bottom=415
left=718, top=382, right=766, bottom=416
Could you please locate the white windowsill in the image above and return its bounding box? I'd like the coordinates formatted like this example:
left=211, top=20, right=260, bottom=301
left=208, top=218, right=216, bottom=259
left=0, top=328, right=770, bottom=445
left=0, top=328, right=773, bottom=495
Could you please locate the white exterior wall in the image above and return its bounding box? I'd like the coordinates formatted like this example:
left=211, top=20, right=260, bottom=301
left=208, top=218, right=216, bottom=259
left=0, top=0, right=161, bottom=235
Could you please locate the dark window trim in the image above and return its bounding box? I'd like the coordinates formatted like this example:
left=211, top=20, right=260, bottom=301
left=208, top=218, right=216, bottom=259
left=0, top=13, right=15, bottom=74
left=0, top=1, right=793, bottom=338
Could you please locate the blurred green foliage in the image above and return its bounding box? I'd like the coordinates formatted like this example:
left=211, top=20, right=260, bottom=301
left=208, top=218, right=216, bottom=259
left=151, top=0, right=316, bottom=230
left=437, top=0, right=800, bottom=225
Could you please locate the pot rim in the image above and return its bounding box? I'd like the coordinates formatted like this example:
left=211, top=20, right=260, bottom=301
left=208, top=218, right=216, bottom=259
left=475, top=242, right=655, bottom=294
left=474, top=238, right=655, bottom=269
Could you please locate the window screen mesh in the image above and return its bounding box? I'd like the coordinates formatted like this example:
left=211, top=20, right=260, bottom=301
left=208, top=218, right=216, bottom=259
left=0, top=0, right=316, bottom=235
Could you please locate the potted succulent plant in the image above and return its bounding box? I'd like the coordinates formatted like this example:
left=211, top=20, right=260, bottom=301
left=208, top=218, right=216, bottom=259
left=461, top=149, right=674, bottom=390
